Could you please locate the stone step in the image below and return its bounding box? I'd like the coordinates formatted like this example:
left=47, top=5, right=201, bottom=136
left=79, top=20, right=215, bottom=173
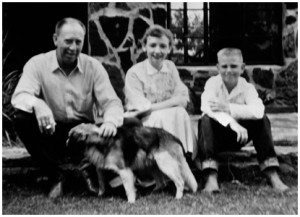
left=190, top=113, right=298, bottom=143
left=3, top=145, right=297, bottom=182
left=2, top=113, right=297, bottom=182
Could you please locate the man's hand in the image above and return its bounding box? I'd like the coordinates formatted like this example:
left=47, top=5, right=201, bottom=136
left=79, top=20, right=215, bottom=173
left=98, top=122, right=117, bottom=137
left=209, top=100, right=230, bottom=114
left=33, top=99, right=56, bottom=135
left=228, top=120, right=248, bottom=144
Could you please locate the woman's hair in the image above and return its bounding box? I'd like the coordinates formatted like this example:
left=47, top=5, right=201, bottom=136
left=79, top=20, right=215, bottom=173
left=55, top=17, right=86, bottom=35
left=217, top=48, right=244, bottom=62
left=142, top=24, right=174, bottom=48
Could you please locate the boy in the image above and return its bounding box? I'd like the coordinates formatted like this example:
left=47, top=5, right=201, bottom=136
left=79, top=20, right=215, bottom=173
left=198, top=48, right=289, bottom=193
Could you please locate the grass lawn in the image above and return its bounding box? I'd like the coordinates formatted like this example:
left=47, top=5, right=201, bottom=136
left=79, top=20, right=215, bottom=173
left=2, top=169, right=298, bottom=215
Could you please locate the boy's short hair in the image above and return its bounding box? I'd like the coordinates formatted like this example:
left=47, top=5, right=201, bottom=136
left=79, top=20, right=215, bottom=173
left=55, top=17, right=86, bottom=35
left=217, top=48, right=243, bottom=62
left=142, top=24, right=174, bottom=47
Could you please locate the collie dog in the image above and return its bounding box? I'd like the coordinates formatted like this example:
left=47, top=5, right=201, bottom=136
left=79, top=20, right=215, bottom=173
left=67, top=119, right=197, bottom=203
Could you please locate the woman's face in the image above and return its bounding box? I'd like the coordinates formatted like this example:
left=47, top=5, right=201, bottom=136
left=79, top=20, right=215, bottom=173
left=144, top=35, right=171, bottom=70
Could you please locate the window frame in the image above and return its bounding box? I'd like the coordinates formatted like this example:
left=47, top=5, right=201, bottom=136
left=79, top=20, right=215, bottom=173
left=167, top=2, right=283, bottom=66
left=167, top=2, right=210, bottom=66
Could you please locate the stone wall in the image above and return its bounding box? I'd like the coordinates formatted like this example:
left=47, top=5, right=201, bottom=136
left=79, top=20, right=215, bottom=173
left=88, top=2, right=298, bottom=113
left=178, top=63, right=298, bottom=114
left=283, top=2, right=298, bottom=64
left=89, top=2, right=167, bottom=104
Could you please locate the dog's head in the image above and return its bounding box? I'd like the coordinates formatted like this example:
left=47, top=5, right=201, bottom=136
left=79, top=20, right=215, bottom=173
left=66, top=123, right=108, bottom=164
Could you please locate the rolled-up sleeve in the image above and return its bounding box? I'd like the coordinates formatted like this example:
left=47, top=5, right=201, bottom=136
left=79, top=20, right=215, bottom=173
left=229, top=84, right=265, bottom=120
left=124, top=70, right=151, bottom=111
left=93, top=63, right=124, bottom=127
left=11, top=59, right=41, bottom=113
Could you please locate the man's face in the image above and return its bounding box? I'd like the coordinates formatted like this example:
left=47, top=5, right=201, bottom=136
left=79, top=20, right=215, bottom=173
left=217, top=55, right=245, bottom=90
left=144, top=35, right=171, bottom=69
left=53, top=23, right=85, bottom=66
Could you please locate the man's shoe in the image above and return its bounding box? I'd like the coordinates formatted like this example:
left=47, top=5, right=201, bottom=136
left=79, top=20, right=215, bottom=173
left=48, top=181, right=63, bottom=199
left=81, top=169, right=99, bottom=194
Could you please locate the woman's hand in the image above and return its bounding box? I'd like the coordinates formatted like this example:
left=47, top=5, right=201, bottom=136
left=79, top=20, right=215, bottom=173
left=151, top=96, right=187, bottom=111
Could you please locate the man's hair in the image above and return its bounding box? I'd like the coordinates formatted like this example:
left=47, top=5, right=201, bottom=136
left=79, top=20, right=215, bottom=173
left=217, top=48, right=243, bottom=62
left=142, top=24, right=174, bottom=47
left=55, top=17, right=86, bottom=35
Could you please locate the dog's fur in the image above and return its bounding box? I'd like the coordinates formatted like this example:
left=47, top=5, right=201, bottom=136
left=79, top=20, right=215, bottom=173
left=67, top=118, right=197, bottom=203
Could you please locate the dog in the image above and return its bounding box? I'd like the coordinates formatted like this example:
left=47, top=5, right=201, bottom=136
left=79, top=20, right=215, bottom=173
left=67, top=118, right=198, bottom=203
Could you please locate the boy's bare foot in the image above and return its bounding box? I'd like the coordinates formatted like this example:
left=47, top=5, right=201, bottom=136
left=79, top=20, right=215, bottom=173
left=264, top=168, right=289, bottom=192
left=203, top=171, right=220, bottom=193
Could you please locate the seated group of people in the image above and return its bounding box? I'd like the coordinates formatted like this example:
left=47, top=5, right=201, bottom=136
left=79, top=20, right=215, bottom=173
left=11, top=17, right=289, bottom=199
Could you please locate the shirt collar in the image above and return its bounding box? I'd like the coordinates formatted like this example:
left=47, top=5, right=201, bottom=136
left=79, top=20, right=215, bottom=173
left=50, top=50, right=83, bottom=74
left=146, top=59, right=171, bottom=75
left=217, top=74, right=242, bottom=96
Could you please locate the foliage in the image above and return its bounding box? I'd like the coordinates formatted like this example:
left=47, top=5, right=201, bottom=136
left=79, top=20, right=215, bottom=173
left=2, top=30, right=22, bottom=146
left=170, top=8, right=205, bottom=63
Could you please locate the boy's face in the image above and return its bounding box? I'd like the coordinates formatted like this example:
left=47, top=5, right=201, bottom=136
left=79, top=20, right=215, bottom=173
left=144, top=35, right=171, bottom=69
left=217, top=55, right=245, bottom=89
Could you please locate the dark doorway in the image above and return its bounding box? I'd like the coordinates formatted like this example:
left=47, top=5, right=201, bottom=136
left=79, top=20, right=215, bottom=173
left=3, top=2, right=89, bottom=74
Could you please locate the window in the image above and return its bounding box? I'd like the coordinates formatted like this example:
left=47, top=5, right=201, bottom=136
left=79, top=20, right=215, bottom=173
left=168, top=2, right=209, bottom=65
left=167, top=3, right=283, bottom=65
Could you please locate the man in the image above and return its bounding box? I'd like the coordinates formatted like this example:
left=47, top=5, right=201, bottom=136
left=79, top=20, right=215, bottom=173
left=198, top=48, right=289, bottom=193
left=11, top=17, right=124, bottom=198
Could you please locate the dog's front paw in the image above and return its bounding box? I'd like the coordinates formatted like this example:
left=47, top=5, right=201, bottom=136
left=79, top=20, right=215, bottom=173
left=175, top=190, right=183, bottom=199
left=98, top=189, right=105, bottom=197
left=127, top=195, right=136, bottom=203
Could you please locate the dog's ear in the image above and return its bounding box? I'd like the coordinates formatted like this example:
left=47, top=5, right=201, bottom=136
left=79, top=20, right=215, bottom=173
left=68, top=123, right=108, bottom=163
left=69, top=123, right=99, bottom=137
left=85, top=132, right=107, bottom=147
left=68, top=123, right=110, bottom=151
left=68, top=123, right=100, bottom=143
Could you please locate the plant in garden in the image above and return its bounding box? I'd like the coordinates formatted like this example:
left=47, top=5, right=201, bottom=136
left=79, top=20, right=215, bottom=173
left=2, top=30, right=22, bottom=146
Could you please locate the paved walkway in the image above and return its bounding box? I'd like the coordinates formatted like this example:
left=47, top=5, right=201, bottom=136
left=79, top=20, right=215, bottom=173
left=190, top=112, right=298, bottom=143
left=190, top=112, right=298, bottom=157
left=2, top=113, right=298, bottom=160
left=267, top=113, right=298, bottom=142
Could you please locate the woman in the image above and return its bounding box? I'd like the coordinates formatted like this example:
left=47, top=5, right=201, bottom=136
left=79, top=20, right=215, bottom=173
left=124, top=25, right=197, bottom=158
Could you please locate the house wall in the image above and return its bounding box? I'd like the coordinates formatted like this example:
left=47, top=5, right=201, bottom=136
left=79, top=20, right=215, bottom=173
left=88, top=2, right=298, bottom=113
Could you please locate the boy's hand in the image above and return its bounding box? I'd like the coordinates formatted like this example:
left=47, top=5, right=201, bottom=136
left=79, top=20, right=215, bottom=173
left=229, top=120, right=248, bottom=144
left=209, top=100, right=230, bottom=114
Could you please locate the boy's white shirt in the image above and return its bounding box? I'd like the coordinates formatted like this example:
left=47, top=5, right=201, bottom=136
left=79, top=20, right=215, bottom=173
left=201, top=74, right=265, bottom=126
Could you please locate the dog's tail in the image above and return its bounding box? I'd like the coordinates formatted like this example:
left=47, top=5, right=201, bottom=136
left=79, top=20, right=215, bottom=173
left=180, top=158, right=198, bottom=193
